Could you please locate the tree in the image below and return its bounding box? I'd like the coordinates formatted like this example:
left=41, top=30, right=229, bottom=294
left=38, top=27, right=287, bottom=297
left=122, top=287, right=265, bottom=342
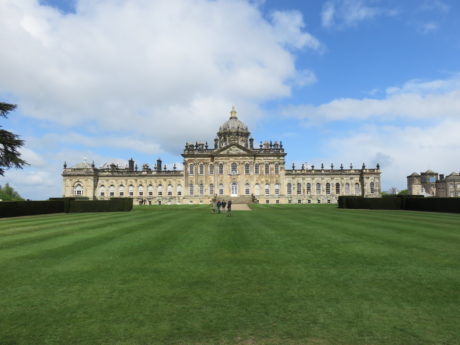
left=398, top=189, right=410, bottom=195
left=0, top=102, right=27, bottom=175
left=0, top=183, right=23, bottom=201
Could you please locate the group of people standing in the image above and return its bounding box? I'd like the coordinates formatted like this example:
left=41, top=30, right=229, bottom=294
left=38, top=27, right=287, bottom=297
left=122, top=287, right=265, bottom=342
left=211, top=199, right=232, bottom=216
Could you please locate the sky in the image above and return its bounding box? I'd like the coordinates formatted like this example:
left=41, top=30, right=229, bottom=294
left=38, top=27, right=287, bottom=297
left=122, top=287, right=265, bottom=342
left=1, top=0, right=460, bottom=199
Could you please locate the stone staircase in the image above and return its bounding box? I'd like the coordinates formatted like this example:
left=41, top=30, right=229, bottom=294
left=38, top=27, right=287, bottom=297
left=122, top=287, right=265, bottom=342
left=215, top=195, right=254, bottom=204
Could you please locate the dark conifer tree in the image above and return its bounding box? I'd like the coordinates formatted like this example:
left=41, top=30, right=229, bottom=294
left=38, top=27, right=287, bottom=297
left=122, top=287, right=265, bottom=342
left=0, top=102, right=27, bottom=176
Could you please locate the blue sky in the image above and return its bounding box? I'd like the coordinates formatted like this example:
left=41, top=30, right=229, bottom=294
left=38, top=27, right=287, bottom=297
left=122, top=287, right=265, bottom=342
left=1, top=0, right=459, bottom=199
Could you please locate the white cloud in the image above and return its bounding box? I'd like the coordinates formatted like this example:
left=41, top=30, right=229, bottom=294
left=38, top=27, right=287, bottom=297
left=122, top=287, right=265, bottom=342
left=282, top=74, right=460, bottom=124
left=0, top=0, right=319, bottom=151
left=321, top=0, right=396, bottom=28
left=418, top=0, right=450, bottom=13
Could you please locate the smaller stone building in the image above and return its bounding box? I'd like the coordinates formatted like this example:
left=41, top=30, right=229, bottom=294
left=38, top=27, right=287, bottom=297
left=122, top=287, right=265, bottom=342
left=407, top=170, right=460, bottom=197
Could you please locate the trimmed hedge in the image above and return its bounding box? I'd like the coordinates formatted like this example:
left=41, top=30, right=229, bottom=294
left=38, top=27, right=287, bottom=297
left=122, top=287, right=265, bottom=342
left=338, top=196, right=460, bottom=213
left=0, top=200, right=65, bottom=218
left=0, top=198, right=133, bottom=218
left=68, top=198, right=133, bottom=213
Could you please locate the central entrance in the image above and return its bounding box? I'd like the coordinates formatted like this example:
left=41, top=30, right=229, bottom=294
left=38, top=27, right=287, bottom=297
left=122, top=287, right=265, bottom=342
left=231, top=182, right=238, bottom=196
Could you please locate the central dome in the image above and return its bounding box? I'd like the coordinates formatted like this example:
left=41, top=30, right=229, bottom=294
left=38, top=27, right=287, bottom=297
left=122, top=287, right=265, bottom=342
left=218, top=106, right=249, bottom=134
left=216, top=107, right=251, bottom=148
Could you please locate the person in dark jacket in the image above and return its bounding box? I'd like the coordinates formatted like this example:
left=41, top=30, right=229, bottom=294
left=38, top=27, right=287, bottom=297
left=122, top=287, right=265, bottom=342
left=227, top=200, right=232, bottom=216
left=217, top=201, right=221, bottom=213
left=221, top=200, right=226, bottom=213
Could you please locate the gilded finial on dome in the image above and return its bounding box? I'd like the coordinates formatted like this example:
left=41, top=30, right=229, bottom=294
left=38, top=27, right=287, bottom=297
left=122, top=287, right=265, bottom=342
left=230, top=106, right=237, bottom=119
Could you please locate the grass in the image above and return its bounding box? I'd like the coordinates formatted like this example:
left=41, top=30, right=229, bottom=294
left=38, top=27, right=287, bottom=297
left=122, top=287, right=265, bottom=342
left=0, top=205, right=459, bottom=345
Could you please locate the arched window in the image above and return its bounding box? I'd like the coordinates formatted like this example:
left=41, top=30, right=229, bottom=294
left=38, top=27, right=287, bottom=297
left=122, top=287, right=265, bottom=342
left=210, top=184, right=214, bottom=195
left=307, top=183, right=311, bottom=194
left=177, top=184, right=182, bottom=196
left=189, top=183, right=194, bottom=196
left=345, top=183, right=350, bottom=195
left=355, top=183, right=360, bottom=195
left=245, top=183, right=250, bottom=195
left=370, top=182, right=375, bottom=194
left=157, top=184, right=163, bottom=196
left=335, top=183, right=340, bottom=195
left=218, top=183, right=224, bottom=195
left=189, top=164, right=194, bottom=175
left=287, top=183, right=292, bottom=195
left=275, top=163, right=279, bottom=174
left=275, top=184, right=280, bottom=195
left=219, top=163, right=224, bottom=175
left=316, top=183, right=321, bottom=195
left=199, top=183, right=204, bottom=195
left=138, top=185, right=144, bottom=196
left=119, top=185, right=125, bottom=196
left=231, top=182, right=237, bottom=195
left=167, top=184, right=172, bottom=196
left=265, top=183, right=270, bottom=195
left=255, top=183, right=260, bottom=196
left=297, top=183, right=302, bottom=195
left=265, top=164, right=270, bottom=174
left=231, top=162, right=237, bottom=174
left=109, top=185, right=115, bottom=197
left=209, top=164, right=214, bottom=175
left=99, top=185, right=105, bottom=197
left=254, top=164, right=259, bottom=175
left=74, top=184, right=83, bottom=196
left=326, top=183, right=331, bottom=194
left=148, top=184, right=153, bottom=196
left=199, top=164, right=204, bottom=175
left=128, top=185, right=134, bottom=196
left=245, top=163, right=250, bottom=175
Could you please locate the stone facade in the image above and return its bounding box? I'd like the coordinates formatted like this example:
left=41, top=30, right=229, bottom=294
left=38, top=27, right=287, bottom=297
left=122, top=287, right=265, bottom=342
left=408, top=170, right=460, bottom=197
left=63, top=107, right=382, bottom=204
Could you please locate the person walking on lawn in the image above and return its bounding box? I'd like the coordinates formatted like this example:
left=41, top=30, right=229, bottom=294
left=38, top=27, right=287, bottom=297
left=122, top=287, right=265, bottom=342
left=211, top=198, right=217, bottom=214
left=217, top=200, right=221, bottom=213
left=221, top=200, right=226, bottom=213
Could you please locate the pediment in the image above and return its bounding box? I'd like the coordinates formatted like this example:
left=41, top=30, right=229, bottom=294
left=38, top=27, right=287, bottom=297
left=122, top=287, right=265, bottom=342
left=215, top=144, right=252, bottom=156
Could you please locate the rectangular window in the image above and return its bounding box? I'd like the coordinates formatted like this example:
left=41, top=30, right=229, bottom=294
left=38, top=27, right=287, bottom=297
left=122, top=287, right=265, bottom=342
left=199, top=184, right=204, bottom=195
left=265, top=164, right=270, bottom=174
left=245, top=164, right=250, bottom=175
left=298, top=200, right=301, bottom=204
left=139, top=192, right=143, bottom=196
left=189, top=164, right=194, bottom=175
left=255, top=164, right=259, bottom=174
left=199, top=164, right=204, bottom=175
left=210, top=184, right=214, bottom=195
left=275, top=164, right=279, bottom=174
left=189, top=184, right=194, bottom=196
left=110, top=192, right=114, bottom=197
left=209, top=165, right=214, bottom=175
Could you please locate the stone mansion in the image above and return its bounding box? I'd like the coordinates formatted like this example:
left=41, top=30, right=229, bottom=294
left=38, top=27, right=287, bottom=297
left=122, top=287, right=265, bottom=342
left=63, top=107, right=381, bottom=204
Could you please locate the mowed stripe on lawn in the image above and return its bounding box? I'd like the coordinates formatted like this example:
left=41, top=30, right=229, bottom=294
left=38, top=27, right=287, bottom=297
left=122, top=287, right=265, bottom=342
left=0, top=205, right=459, bottom=345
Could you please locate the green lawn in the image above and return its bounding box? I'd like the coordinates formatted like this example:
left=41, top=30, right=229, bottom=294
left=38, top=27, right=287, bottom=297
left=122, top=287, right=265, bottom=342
left=0, top=205, right=459, bottom=345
